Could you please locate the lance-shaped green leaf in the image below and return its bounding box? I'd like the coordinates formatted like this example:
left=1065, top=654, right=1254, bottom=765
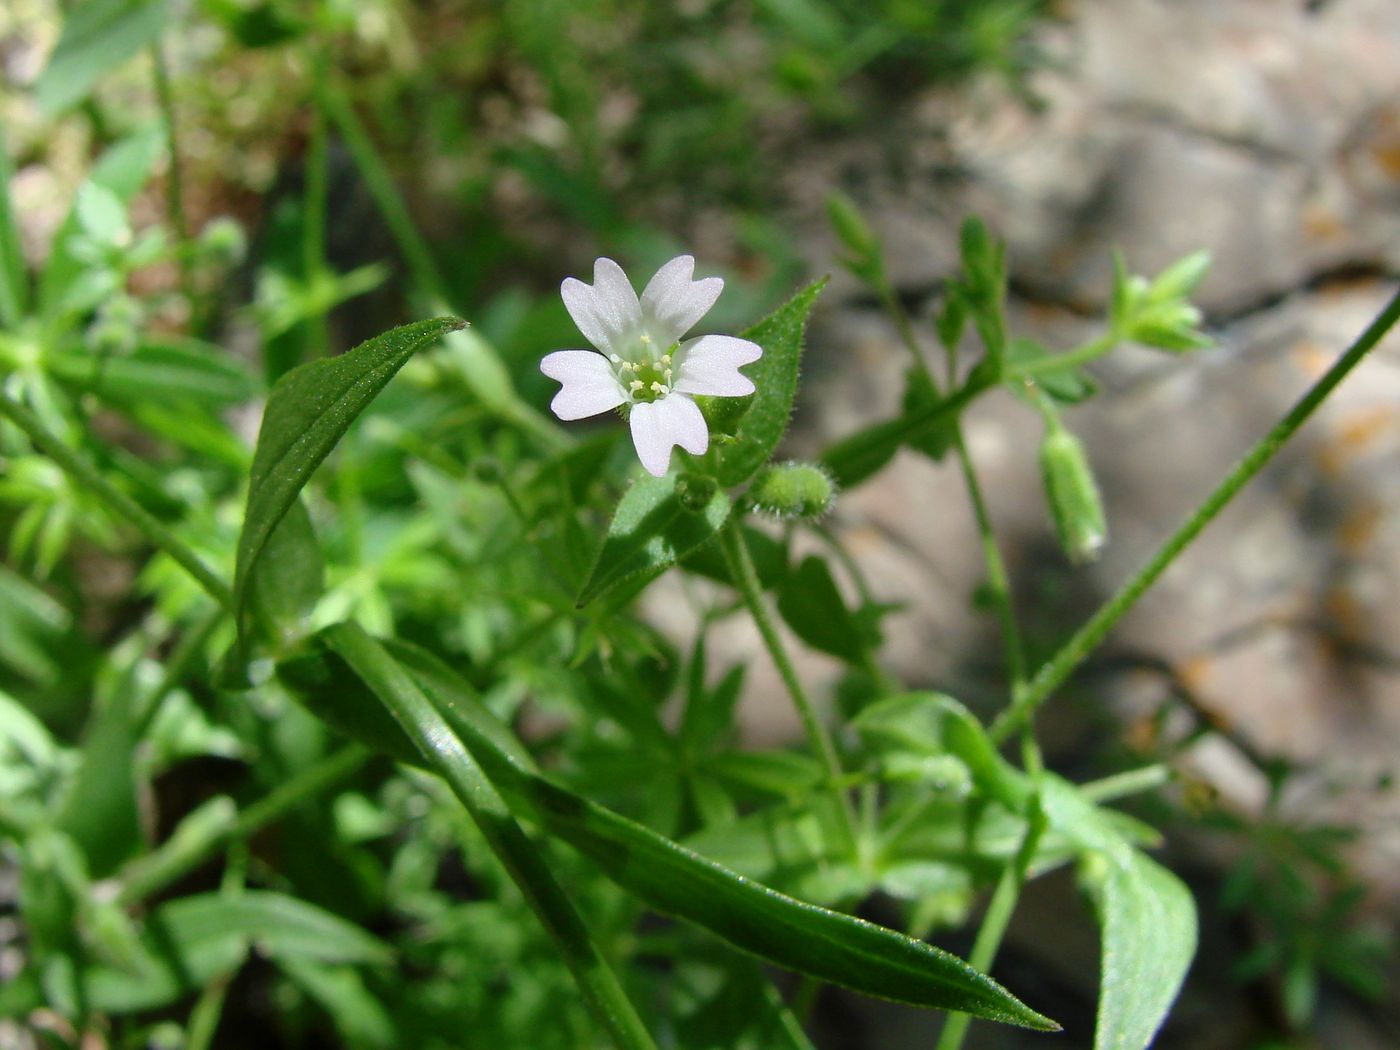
left=232, top=317, right=463, bottom=641
left=36, top=0, right=169, bottom=116
left=1082, top=848, right=1196, bottom=1050
left=312, top=628, right=1056, bottom=1031
left=716, top=279, right=827, bottom=486
left=576, top=473, right=730, bottom=607
left=319, top=622, right=658, bottom=1050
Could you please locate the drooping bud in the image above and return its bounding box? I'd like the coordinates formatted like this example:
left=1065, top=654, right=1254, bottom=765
left=1039, top=420, right=1106, bottom=564
left=745, top=461, right=836, bottom=520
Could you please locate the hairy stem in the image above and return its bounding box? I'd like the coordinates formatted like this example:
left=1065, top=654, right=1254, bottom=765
left=718, top=519, right=860, bottom=857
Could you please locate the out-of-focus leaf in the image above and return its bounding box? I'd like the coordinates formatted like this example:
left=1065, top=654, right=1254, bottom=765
left=681, top=523, right=787, bottom=590
left=157, top=890, right=393, bottom=967
left=0, top=129, right=28, bottom=325
left=53, top=689, right=144, bottom=877
left=36, top=0, right=169, bottom=116
left=39, top=129, right=162, bottom=318
left=47, top=339, right=258, bottom=408
left=717, top=279, right=826, bottom=486
left=1082, top=849, right=1196, bottom=1050
left=0, top=565, right=73, bottom=687
left=278, top=958, right=396, bottom=1049
left=776, top=555, right=868, bottom=664
left=576, top=473, right=730, bottom=607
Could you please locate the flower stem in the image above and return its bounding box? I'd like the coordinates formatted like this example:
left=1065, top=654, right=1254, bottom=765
left=0, top=389, right=234, bottom=611
left=150, top=40, right=193, bottom=304
left=303, top=48, right=330, bottom=357
left=1006, top=332, right=1118, bottom=379
left=718, top=519, right=860, bottom=858
left=991, top=283, right=1400, bottom=744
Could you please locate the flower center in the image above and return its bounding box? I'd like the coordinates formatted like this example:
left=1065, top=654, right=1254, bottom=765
left=612, top=335, right=678, bottom=404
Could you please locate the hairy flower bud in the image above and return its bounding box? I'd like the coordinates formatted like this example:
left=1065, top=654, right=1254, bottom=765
left=746, top=461, right=836, bottom=520
left=1039, top=423, right=1106, bottom=564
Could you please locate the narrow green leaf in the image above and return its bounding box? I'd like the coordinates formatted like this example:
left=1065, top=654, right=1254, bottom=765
left=776, top=556, right=867, bottom=664
left=1007, top=339, right=1097, bottom=403
left=232, top=317, right=463, bottom=640
left=157, top=890, right=393, bottom=967
left=54, top=688, right=144, bottom=877
left=297, top=633, right=1055, bottom=1030
left=1084, top=849, right=1197, bottom=1050
left=36, top=0, right=169, bottom=116
left=0, top=129, right=28, bottom=325
left=278, top=958, right=396, bottom=1050
left=389, top=643, right=1053, bottom=1029
left=576, top=473, right=730, bottom=607
left=717, top=279, right=827, bottom=486
left=319, top=623, right=659, bottom=1050
left=47, top=339, right=258, bottom=408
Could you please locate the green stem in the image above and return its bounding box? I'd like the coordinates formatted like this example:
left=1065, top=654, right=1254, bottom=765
left=303, top=49, right=330, bottom=356
left=1007, top=332, right=1117, bottom=379
left=1079, top=764, right=1170, bottom=804
left=717, top=520, right=860, bottom=858
left=324, top=622, right=657, bottom=1050
left=149, top=40, right=193, bottom=302
left=934, top=797, right=1047, bottom=1050
left=319, top=77, right=450, bottom=305
left=183, top=971, right=233, bottom=1050
left=0, top=390, right=234, bottom=611
left=991, top=284, right=1400, bottom=744
left=116, top=745, right=370, bottom=905
left=951, top=429, right=1026, bottom=690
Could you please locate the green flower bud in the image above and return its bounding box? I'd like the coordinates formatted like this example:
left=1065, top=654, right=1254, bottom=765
left=693, top=391, right=753, bottom=436
left=746, top=461, right=836, bottom=520
left=1039, top=422, right=1106, bottom=564
left=676, top=473, right=718, bottom=513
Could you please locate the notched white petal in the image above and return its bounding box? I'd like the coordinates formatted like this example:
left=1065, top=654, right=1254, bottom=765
left=560, top=257, right=642, bottom=356
left=628, top=394, right=709, bottom=477
left=641, top=254, right=724, bottom=347
left=672, top=335, right=762, bottom=397
left=540, top=350, right=627, bottom=420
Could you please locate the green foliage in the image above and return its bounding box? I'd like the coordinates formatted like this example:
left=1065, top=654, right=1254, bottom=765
left=1, top=1, right=1382, bottom=1046
left=577, top=473, right=731, bottom=608
left=717, top=278, right=828, bottom=486
left=233, top=317, right=463, bottom=644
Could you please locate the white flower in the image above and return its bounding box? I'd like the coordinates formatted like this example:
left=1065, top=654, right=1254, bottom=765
left=540, top=256, right=762, bottom=477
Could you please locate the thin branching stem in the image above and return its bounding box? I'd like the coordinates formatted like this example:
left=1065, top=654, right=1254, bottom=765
left=991, top=284, right=1400, bottom=744
left=718, top=519, right=861, bottom=858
